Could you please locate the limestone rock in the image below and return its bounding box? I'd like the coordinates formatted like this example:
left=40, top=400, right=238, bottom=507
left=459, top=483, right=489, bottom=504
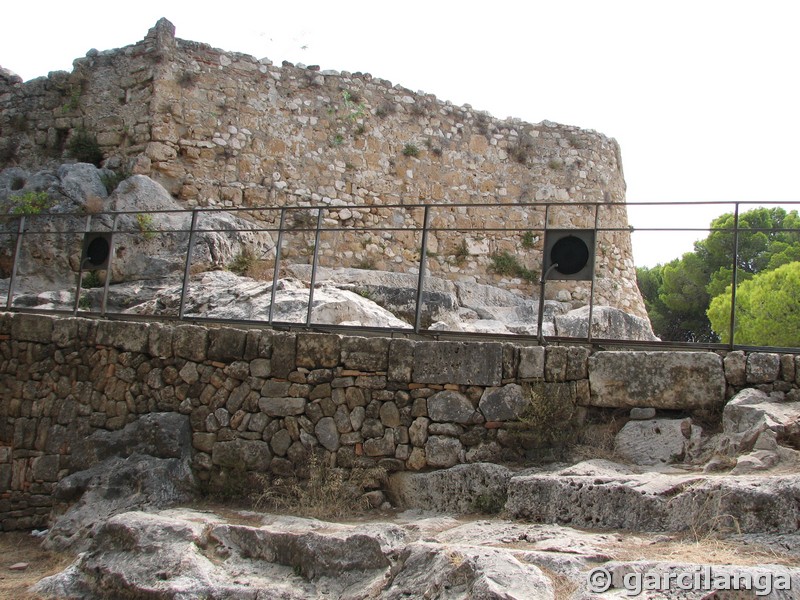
left=427, top=390, right=474, bottom=423
left=479, top=384, right=528, bottom=422
left=505, top=462, right=800, bottom=533
left=555, top=305, right=658, bottom=341
left=45, top=413, right=197, bottom=552
left=587, top=351, right=726, bottom=410
left=0, top=167, right=272, bottom=290
left=614, top=418, right=702, bottom=465
left=388, top=463, right=512, bottom=513
left=384, top=542, right=554, bottom=600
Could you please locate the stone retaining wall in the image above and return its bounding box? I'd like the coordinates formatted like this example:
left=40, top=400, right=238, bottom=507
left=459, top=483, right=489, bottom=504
left=1, top=311, right=799, bottom=530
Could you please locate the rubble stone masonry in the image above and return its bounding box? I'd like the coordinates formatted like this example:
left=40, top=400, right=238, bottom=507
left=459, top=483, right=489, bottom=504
left=1, top=19, right=645, bottom=316
left=2, top=312, right=799, bottom=530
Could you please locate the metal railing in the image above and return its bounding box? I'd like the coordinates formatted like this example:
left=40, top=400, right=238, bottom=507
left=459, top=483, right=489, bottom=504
left=2, top=199, right=799, bottom=353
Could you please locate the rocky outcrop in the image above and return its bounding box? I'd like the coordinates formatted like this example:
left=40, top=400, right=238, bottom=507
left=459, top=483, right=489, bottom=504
left=0, top=166, right=273, bottom=289
left=44, top=413, right=197, bottom=552
left=33, top=503, right=800, bottom=600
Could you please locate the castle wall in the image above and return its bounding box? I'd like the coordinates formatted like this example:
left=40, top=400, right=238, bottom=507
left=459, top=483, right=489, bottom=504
left=1, top=19, right=645, bottom=317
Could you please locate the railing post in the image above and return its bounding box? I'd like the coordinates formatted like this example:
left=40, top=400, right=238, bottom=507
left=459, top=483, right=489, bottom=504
left=306, top=208, right=324, bottom=326
left=586, top=204, right=600, bottom=343
left=100, top=213, right=118, bottom=316
left=179, top=208, right=200, bottom=320
left=269, top=208, right=287, bottom=326
left=6, top=215, right=26, bottom=310
left=728, top=203, right=740, bottom=349
left=414, top=205, right=431, bottom=333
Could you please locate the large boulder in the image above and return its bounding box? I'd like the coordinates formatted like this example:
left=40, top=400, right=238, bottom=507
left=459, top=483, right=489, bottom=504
left=44, top=413, right=197, bottom=552
left=0, top=166, right=273, bottom=291
left=555, top=305, right=658, bottom=341
left=126, top=270, right=412, bottom=328
left=614, top=418, right=703, bottom=465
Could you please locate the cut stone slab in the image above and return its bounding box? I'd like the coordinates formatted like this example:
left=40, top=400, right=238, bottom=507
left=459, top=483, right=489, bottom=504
left=587, top=351, right=726, bottom=410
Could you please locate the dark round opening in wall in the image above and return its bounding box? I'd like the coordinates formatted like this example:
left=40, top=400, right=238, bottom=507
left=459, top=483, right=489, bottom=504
left=85, top=236, right=110, bottom=268
left=550, top=235, right=589, bottom=275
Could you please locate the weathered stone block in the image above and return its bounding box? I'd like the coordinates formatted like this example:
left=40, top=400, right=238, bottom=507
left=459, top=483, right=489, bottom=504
left=747, top=353, right=781, bottom=384
left=95, top=321, right=149, bottom=353
left=11, top=314, right=53, bottom=344
left=296, top=333, right=340, bottom=368
left=412, top=341, right=502, bottom=386
left=588, top=351, right=726, bottom=410
left=341, top=336, right=390, bottom=371
left=518, top=346, right=545, bottom=379
left=479, top=384, right=527, bottom=421
left=207, top=327, right=247, bottom=362
left=424, top=436, right=463, bottom=468
left=427, top=391, right=474, bottom=423
left=387, top=339, right=414, bottom=383
left=544, top=346, right=568, bottom=382
left=258, top=397, right=306, bottom=417
left=212, top=439, right=271, bottom=471
left=270, top=333, right=296, bottom=378
left=173, top=325, right=208, bottom=362
left=314, top=417, right=340, bottom=452
left=724, top=351, right=747, bottom=386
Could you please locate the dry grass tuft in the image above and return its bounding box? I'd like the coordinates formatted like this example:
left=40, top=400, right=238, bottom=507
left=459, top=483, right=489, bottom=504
left=252, top=453, right=387, bottom=520
left=0, top=532, right=74, bottom=600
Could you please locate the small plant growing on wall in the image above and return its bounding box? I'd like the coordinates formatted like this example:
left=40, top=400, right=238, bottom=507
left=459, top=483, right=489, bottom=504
left=454, top=239, right=469, bottom=265
left=547, top=157, right=564, bottom=171
left=402, top=143, right=419, bottom=157
left=521, top=231, right=536, bottom=249
left=228, top=247, right=256, bottom=276
left=67, top=129, right=103, bottom=166
left=489, top=251, right=538, bottom=283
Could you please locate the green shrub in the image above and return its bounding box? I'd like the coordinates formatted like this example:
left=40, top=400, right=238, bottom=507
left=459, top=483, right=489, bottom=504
left=9, top=191, right=52, bottom=215
left=67, top=130, right=103, bottom=166
left=135, top=213, right=156, bottom=241
left=228, top=247, right=256, bottom=276
left=521, top=231, right=536, bottom=249
left=100, top=169, right=129, bottom=194
left=489, top=251, right=537, bottom=282
left=82, top=270, right=103, bottom=289
left=402, top=143, right=419, bottom=157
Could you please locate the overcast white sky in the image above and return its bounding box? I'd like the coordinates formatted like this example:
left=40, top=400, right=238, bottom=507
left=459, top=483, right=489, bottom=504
left=2, top=1, right=798, bottom=267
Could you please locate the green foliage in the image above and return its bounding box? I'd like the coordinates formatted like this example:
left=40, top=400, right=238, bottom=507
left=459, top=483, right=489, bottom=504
left=707, top=261, right=800, bottom=347
left=228, top=247, right=256, bottom=276
left=342, top=90, right=366, bottom=122
left=100, top=169, right=129, bottom=194
left=82, top=270, right=103, bottom=289
left=402, top=143, right=419, bottom=157
left=637, top=206, right=800, bottom=344
left=547, top=158, right=564, bottom=170
left=67, top=129, right=103, bottom=166
left=8, top=191, right=52, bottom=215
left=521, top=231, right=536, bottom=249
left=135, top=213, right=156, bottom=240
left=489, top=251, right=537, bottom=282
left=453, top=239, right=469, bottom=265
left=471, top=492, right=506, bottom=515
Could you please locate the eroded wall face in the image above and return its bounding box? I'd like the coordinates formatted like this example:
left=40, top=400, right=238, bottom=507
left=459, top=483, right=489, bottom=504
left=1, top=19, right=645, bottom=317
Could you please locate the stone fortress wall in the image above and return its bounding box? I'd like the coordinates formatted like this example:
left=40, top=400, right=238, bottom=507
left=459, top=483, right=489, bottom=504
left=0, top=19, right=645, bottom=318
left=3, top=312, right=798, bottom=530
